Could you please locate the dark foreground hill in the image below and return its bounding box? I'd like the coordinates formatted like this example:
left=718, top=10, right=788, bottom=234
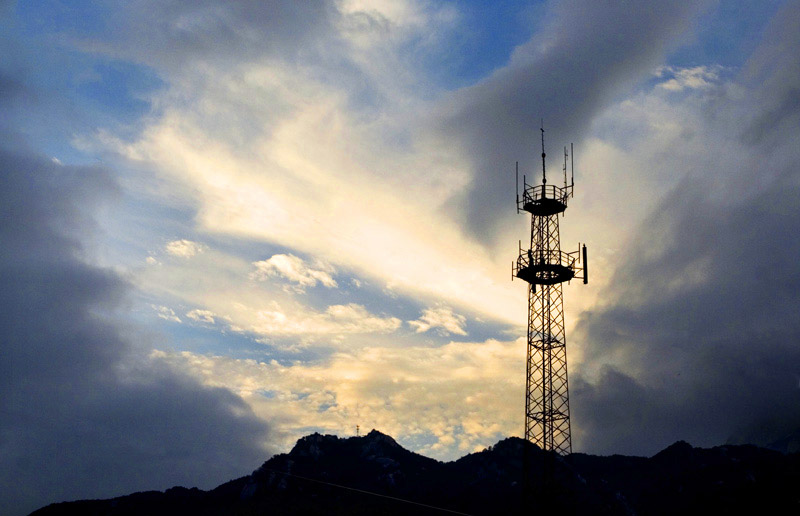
left=31, top=430, right=800, bottom=515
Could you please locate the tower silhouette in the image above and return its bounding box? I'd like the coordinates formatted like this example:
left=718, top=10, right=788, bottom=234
left=513, top=126, right=587, bottom=454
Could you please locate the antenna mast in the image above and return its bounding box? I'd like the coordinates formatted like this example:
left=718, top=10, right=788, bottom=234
left=516, top=162, right=520, bottom=214
left=570, top=143, right=574, bottom=187
left=540, top=122, right=547, bottom=184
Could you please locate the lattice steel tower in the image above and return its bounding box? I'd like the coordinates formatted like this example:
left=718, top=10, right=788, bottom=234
left=513, top=127, right=587, bottom=454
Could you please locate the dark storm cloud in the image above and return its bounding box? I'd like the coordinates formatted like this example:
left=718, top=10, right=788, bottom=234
left=82, top=0, right=335, bottom=70
left=440, top=0, right=712, bottom=243
left=740, top=0, right=800, bottom=146
left=572, top=1, right=800, bottom=456
left=0, top=72, right=28, bottom=103
left=0, top=148, right=270, bottom=516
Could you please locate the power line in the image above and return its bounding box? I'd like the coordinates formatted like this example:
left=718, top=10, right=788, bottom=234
left=261, top=467, right=473, bottom=516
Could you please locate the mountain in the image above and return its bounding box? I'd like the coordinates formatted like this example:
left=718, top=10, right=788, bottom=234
left=31, top=430, right=800, bottom=515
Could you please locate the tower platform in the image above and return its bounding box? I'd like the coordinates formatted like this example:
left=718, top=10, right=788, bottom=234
left=519, top=184, right=571, bottom=216
left=514, top=249, right=579, bottom=285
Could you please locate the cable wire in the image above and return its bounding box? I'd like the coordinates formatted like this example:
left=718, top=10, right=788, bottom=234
left=261, top=467, right=473, bottom=516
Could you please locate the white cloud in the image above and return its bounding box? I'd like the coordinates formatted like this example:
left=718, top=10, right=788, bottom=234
left=135, top=244, right=403, bottom=346
left=251, top=253, right=337, bottom=290
left=186, top=309, right=216, bottom=324
left=165, top=239, right=207, bottom=257
left=152, top=304, right=181, bottom=323
left=249, top=302, right=401, bottom=337
left=409, top=305, right=467, bottom=336
left=325, top=303, right=402, bottom=333
left=657, top=65, right=723, bottom=91
left=145, top=256, right=159, bottom=265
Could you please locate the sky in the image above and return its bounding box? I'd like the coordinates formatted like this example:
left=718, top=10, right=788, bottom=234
left=3, top=0, right=800, bottom=513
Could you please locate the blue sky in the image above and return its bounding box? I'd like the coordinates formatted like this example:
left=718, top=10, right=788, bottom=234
left=4, top=1, right=800, bottom=514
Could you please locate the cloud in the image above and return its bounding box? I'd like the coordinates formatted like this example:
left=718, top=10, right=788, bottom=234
left=325, top=303, right=402, bottom=332
left=165, top=239, right=206, bottom=257
left=409, top=305, right=467, bottom=336
left=186, top=308, right=217, bottom=324
left=72, top=0, right=335, bottom=72
left=656, top=65, right=723, bottom=91
left=152, top=304, right=182, bottom=322
left=101, top=1, right=520, bottom=327
left=251, top=253, right=337, bottom=290
left=438, top=0, right=713, bottom=244
left=154, top=335, right=525, bottom=461
left=250, top=302, right=401, bottom=338
left=570, top=1, right=800, bottom=456
left=97, top=0, right=715, bottom=335
left=135, top=242, right=402, bottom=345
left=0, top=147, right=271, bottom=516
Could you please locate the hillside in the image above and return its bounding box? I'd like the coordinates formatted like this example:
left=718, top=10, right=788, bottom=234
left=31, top=430, right=800, bottom=515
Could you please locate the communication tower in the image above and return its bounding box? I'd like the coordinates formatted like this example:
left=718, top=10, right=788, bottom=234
left=513, top=126, right=587, bottom=455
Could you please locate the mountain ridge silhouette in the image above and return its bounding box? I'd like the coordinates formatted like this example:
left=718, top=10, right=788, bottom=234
left=30, top=429, right=800, bottom=515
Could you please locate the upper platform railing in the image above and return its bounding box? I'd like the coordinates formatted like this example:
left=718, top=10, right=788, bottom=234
left=518, top=183, right=573, bottom=216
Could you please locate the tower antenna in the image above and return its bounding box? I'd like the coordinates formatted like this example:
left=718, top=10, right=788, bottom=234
left=516, top=161, right=520, bottom=214
left=563, top=146, right=568, bottom=189
left=540, top=121, right=546, bottom=185
left=571, top=143, right=574, bottom=188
